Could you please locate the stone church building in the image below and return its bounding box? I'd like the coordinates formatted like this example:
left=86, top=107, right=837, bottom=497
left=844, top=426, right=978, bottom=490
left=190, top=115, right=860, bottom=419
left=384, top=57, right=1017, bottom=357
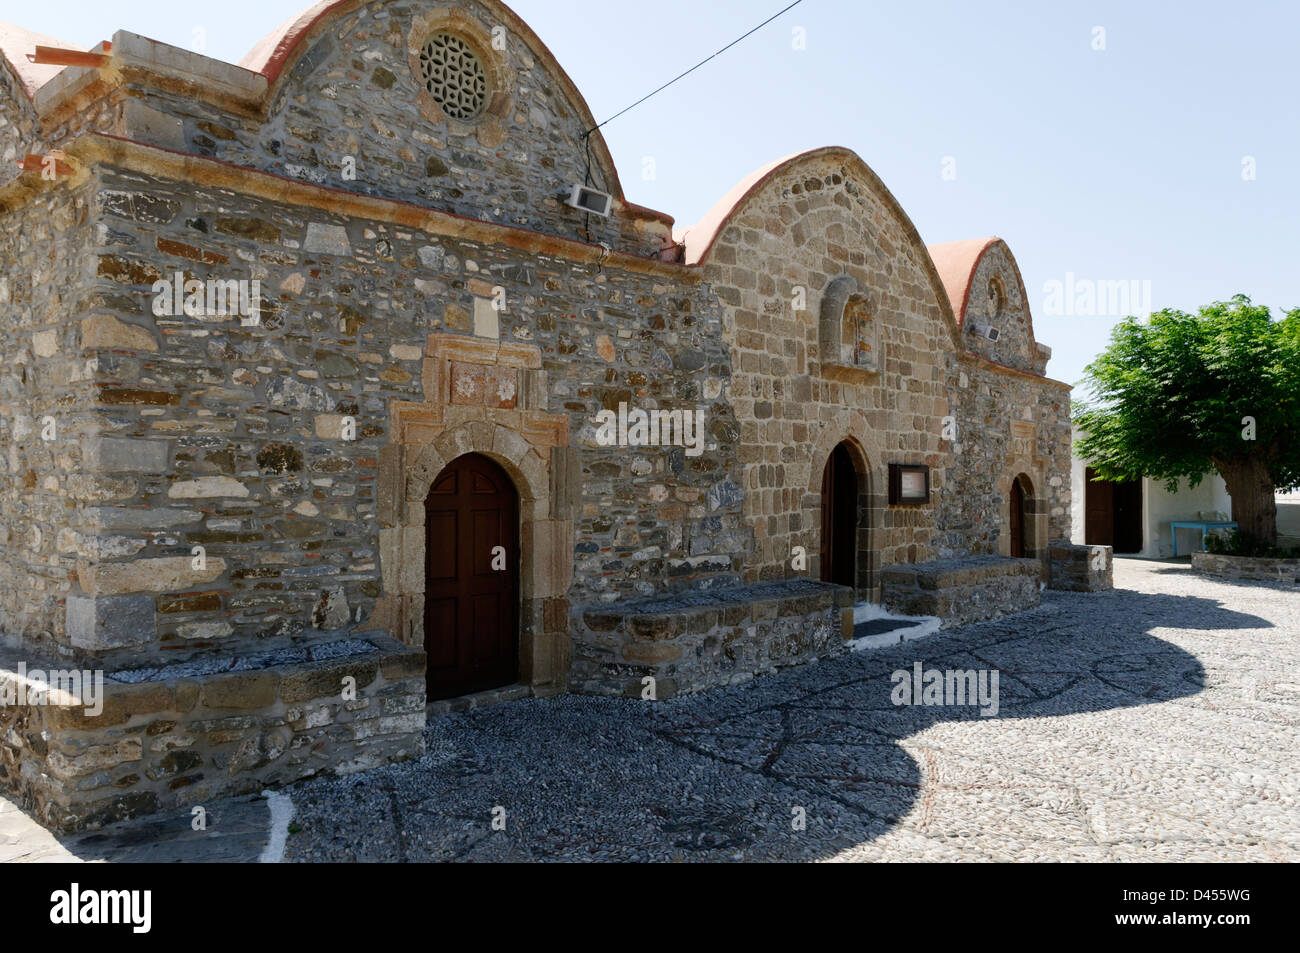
left=0, top=0, right=1097, bottom=831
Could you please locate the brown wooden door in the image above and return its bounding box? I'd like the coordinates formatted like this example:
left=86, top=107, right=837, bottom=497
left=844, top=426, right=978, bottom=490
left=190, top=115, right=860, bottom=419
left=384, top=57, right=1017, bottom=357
left=424, top=454, right=519, bottom=700
left=1009, top=477, right=1026, bottom=557
left=820, top=444, right=857, bottom=587
left=1084, top=466, right=1115, bottom=546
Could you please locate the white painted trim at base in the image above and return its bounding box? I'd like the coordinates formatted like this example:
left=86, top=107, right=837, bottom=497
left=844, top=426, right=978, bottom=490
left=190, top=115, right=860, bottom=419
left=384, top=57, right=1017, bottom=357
left=259, top=789, right=295, bottom=864
left=847, top=603, right=943, bottom=652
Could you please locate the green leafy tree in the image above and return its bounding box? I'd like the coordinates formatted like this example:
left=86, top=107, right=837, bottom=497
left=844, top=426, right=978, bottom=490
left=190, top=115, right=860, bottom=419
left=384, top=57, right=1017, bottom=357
left=1074, top=295, right=1300, bottom=546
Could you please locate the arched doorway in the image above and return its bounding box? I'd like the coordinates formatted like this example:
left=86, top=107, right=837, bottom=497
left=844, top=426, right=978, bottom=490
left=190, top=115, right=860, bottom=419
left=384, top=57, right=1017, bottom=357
left=820, top=443, right=858, bottom=588
left=424, top=453, right=520, bottom=700
left=1009, top=475, right=1030, bottom=557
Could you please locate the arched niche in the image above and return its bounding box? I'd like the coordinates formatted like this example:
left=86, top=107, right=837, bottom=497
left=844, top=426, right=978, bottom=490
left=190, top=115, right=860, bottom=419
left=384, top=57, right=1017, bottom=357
left=819, top=274, right=881, bottom=375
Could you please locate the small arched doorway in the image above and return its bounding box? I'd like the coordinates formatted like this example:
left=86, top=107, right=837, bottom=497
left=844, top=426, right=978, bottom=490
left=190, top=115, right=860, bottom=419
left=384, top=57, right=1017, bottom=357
left=424, top=453, right=520, bottom=700
left=820, top=443, right=858, bottom=588
left=1009, top=474, right=1030, bottom=557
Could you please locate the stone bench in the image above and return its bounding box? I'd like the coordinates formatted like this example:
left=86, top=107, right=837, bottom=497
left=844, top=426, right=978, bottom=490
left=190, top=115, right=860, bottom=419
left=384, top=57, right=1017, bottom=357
left=880, top=555, right=1041, bottom=627
left=0, top=634, right=425, bottom=832
left=574, top=580, right=854, bottom=698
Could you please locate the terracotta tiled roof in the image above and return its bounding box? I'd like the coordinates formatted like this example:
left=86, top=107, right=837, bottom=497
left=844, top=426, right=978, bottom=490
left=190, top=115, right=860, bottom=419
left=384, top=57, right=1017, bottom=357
left=926, top=236, right=1000, bottom=325
left=0, top=21, right=73, bottom=98
left=675, top=148, right=838, bottom=266
left=239, top=1, right=337, bottom=83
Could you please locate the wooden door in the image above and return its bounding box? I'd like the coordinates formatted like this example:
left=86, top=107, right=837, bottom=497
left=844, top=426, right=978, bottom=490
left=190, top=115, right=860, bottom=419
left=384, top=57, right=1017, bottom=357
left=424, top=454, right=519, bottom=700
left=1009, top=477, right=1026, bottom=557
left=820, top=444, right=857, bottom=588
left=1112, top=478, right=1143, bottom=553
left=1084, top=467, right=1114, bottom=547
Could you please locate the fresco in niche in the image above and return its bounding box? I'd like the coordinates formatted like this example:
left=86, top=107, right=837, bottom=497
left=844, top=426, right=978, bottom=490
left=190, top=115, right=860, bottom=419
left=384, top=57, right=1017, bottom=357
left=842, top=294, right=879, bottom=371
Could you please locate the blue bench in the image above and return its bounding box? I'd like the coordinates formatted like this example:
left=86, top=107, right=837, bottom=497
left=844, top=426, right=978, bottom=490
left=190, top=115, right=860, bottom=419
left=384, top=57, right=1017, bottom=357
left=1169, top=520, right=1237, bottom=556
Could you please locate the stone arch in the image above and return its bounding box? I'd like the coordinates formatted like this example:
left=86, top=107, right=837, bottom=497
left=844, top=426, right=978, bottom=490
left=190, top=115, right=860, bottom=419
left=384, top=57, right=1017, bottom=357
left=806, top=425, right=883, bottom=600
left=998, top=463, right=1047, bottom=561
left=379, top=419, right=569, bottom=699
left=405, top=422, right=549, bottom=517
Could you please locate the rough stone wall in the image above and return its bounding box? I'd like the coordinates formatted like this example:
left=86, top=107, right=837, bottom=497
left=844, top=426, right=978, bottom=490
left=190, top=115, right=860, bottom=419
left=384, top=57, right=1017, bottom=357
left=939, top=359, right=1073, bottom=557
left=0, top=61, right=44, bottom=188
left=935, top=238, right=1070, bottom=558
left=79, top=0, right=664, bottom=257
left=39, top=86, right=126, bottom=155
left=701, top=154, right=954, bottom=589
left=1192, top=552, right=1300, bottom=584
left=700, top=155, right=1073, bottom=588
left=53, top=161, right=742, bottom=668
left=0, top=180, right=97, bottom=650
left=1, top=0, right=1076, bottom=712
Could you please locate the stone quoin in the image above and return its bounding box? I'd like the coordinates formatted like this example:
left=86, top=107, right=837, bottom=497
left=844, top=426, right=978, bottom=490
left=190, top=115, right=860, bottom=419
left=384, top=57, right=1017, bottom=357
left=0, top=0, right=1079, bottom=831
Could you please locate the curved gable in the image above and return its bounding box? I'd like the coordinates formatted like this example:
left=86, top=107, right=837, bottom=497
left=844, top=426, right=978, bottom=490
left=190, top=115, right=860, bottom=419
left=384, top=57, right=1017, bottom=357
left=682, top=146, right=963, bottom=352
left=241, top=0, right=623, bottom=195
left=929, top=237, right=998, bottom=328
left=676, top=152, right=796, bottom=266
left=929, top=237, right=1042, bottom=373
left=688, top=147, right=965, bottom=582
left=230, top=0, right=660, bottom=251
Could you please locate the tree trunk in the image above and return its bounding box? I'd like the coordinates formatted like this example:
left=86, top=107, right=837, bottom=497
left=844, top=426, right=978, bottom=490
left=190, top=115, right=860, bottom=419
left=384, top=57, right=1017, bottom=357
left=1215, top=456, right=1278, bottom=546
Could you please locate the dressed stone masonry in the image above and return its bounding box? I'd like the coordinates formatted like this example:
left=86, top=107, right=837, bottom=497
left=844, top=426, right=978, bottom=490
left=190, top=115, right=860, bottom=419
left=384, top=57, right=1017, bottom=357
left=0, top=0, right=1077, bottom=830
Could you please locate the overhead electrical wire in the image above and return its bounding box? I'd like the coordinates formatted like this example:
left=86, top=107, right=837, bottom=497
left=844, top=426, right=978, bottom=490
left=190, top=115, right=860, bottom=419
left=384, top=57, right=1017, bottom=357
left=576, top=0, right=806, bottom=245
left=581, top=0, right=806, bottom=140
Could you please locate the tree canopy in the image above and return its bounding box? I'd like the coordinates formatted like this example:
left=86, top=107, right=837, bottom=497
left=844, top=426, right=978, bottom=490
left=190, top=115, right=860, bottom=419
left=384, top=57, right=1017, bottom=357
left=1074, top=295, right=1300, bottom=544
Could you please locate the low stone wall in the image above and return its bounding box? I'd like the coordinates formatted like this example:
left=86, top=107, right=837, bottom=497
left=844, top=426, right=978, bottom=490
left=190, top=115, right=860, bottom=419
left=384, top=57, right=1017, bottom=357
left=881, top=555, right=1041, bottom=627
left=1192, top=552, right=1300, bottom=584
left=574, top=580, right=854, bottom=698
left=0, top=634, right=425, bottom=833
left=1048, top=543, right=1114, bottom=592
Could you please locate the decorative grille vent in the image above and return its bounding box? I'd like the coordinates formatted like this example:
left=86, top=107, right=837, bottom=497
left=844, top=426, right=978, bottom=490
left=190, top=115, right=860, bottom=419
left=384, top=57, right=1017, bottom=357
left=419, top=34, right=488, bottom=120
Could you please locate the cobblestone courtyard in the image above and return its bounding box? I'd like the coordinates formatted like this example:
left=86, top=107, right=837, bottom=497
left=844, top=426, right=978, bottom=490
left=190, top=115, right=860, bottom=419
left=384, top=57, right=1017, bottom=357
left=5, top=558, right=1296, bottom=862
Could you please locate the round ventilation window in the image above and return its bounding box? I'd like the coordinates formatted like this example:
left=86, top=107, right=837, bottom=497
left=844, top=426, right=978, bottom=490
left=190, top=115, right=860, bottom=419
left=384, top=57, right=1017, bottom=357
left=419, top=33, right=488, bottom=120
